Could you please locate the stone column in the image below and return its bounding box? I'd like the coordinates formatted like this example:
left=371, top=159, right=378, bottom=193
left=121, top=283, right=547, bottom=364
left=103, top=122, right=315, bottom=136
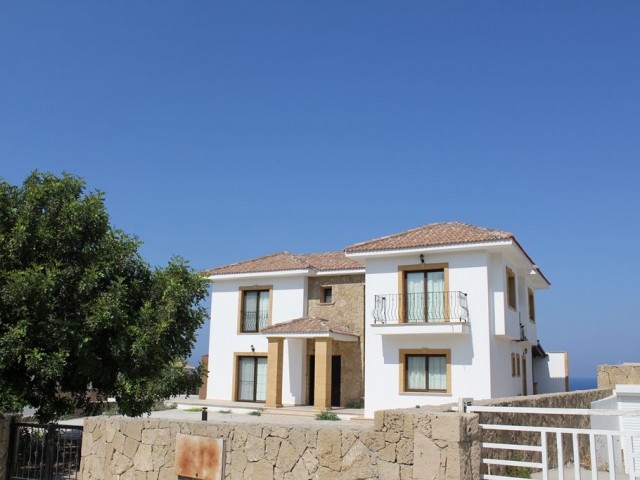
left=314, top=337, right=333, bottom=410
left=266, top=337, right=284, bottom=408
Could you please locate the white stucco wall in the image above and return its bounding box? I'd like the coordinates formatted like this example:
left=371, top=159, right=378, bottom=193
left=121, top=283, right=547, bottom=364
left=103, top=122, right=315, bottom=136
left=206, top=274, right=307, bottom=403
left=533, top=351, right=569, bottom=394
left=363, top=251, right=496, bottom=418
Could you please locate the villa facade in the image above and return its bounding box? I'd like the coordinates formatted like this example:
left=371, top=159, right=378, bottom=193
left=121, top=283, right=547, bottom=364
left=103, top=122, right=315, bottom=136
left=204, top=222, right=568, bottom=418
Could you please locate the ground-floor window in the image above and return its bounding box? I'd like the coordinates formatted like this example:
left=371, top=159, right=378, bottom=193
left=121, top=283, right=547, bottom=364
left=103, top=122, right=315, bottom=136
left=237, top=356, right=267, bottom=402
left=399, top=349, right=451, bottom=394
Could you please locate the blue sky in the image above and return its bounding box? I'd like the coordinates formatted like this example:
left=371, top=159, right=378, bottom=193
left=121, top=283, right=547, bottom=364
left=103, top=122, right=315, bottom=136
left=1, top=1, right=639, bottom=378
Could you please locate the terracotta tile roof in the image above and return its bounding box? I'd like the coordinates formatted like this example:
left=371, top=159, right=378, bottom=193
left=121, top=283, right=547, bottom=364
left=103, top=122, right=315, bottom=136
left=299, top=252, right=363, bottom=272
left=344, top=222, right=514, bottom=253
left=204, top=251, right=363, bottom=276
left=260, top=317, right=357, bottom=336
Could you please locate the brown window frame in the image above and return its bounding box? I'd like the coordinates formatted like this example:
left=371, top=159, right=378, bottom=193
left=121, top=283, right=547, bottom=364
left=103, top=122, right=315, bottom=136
left=238, top=286, right=272, bottom=334
left=398, top=263, right=449, bottom=323
left=528, top=288, right=535, bottom=322
left=320, top=286, right=333, bottom=304
left=506, top=267, right=517, bottom=310
left=234, top=354, right=268, bottom=403
left=399, top=348, right=451, bottom=394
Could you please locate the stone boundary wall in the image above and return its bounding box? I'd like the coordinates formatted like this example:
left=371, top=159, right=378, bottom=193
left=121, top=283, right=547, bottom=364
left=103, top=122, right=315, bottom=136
left=597, top=364, right=640, bottom=388
left=80, top=409, right=481, bottom=480
left=76, top=389, right=612, bottom=480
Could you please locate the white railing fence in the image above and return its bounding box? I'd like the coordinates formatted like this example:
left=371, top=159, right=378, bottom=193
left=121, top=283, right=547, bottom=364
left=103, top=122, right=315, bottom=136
left=466, top=406, right=640, bottom=480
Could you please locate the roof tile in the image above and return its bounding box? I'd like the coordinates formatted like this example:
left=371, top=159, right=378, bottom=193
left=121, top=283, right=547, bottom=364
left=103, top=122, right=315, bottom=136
left=204, top=251, right=363, bottom=276
left=260, top=317, right=357, bottom=336
left=344, top=222, right=513, bottom=253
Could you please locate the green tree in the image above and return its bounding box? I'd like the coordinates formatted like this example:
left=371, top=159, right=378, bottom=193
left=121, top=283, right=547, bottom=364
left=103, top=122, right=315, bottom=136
left=0, top=171, right=209, bottom=422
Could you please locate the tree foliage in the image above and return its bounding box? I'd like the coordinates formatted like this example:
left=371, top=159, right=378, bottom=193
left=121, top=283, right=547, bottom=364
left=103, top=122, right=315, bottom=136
left=0, top=172, right=209, bottom=422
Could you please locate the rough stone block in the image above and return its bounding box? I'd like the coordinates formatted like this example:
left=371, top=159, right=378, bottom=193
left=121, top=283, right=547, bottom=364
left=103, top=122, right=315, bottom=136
left=276, top=440, right=299, bottom=473
left=378, top=460, right=400, bottom=480
left=316, top=428, right=342, bottom=471
left=243, top=459, right=273, bottom=479
left=245, top=435, right=265, bottom=462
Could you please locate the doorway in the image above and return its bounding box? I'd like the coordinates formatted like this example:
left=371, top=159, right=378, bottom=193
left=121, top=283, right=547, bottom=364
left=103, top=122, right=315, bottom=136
left=308, top=355, right=341, bottom=406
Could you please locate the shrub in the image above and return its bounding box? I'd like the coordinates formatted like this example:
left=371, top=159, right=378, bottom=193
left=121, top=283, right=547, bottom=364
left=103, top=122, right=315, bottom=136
left=316, top=411, right=340, bottom=421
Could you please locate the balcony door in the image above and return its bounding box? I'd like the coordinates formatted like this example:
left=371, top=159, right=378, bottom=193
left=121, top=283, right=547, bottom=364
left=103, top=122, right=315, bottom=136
left=406, top=270, right=445, bottom=322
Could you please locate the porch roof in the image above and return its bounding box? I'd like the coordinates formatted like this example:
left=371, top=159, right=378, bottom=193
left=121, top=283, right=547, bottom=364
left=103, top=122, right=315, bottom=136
left=260, top=317, right=359, bottom=342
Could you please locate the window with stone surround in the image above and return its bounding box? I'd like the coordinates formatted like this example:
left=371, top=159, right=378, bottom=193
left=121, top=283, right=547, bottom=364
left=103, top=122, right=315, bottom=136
left=528, top=288, right=535, bottom=322
left=239, top=287, right=271, bottom=333
left=399, top=349, right=451, bottom=394
left=321, top=286, right=333, bottom=304
left=506, top=267, right=517, bottom=310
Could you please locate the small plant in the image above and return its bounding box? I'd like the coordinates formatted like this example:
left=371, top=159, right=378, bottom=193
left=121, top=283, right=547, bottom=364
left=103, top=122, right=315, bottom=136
left=184, top=407, right=204, bottom=412
left=218, top=409, right=232, bottom=414
left=505, top=452, right=532, bottom=478
left=315, top=411, right=340, bottom=421
left=248, top=410, right=262, bottom=416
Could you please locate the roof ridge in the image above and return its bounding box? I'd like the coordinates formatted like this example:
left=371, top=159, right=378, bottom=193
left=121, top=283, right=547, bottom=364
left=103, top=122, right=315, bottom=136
left=346, top=221, right=511, bottom=250
left=344, top=221, right=515, bottom=254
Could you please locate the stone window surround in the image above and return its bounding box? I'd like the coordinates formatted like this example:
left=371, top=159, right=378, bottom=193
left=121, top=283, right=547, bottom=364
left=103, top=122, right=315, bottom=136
left=398, top=348, right=451, bottom=395
left=232, top=352, right=268, bottom=402
left=319, top=286, right=334, bottom=305
left=397, top=263, right=450, bottom=323
left=506, top=267, right=517, bottom=310
left=237, top=285, right=273, bottom=335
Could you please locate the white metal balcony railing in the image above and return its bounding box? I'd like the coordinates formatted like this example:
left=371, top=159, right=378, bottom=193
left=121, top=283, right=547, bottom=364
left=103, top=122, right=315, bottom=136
left=372, top=292, right=469, bottom=324
left=242, top=310, right=269, bottom=332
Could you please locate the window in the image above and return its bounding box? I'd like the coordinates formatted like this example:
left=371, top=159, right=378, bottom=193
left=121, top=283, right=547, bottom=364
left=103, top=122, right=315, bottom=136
left=236, top=356, right=267, bottom=402
left=240, top=289, right=270, bottom=332
left=399, top=349, right=450, bottom=393
left=528, top=289, right=535, bottom=322
left=321, top=287, right=333, bottom=304
left=404, top=268, right=446, bottom=322
left=516, top=354, right=521, bottom=377
left=506, top=267, right=517, bottom=309
left=511, top=353, right=516, bottom=377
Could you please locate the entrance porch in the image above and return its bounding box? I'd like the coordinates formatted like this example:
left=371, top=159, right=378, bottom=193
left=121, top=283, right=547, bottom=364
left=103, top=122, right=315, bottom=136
left=260, top=317, right=360, bottom=410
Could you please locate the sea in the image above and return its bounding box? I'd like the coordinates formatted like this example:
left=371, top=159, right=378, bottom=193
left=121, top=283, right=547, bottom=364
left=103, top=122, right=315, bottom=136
left=569, top=377, right=598, bottom=391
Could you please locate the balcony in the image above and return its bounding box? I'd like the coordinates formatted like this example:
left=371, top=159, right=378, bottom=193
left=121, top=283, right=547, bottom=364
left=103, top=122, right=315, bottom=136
left=242, top=310, right=269, bottom=333
left=371, top=292, right=470, bottom=335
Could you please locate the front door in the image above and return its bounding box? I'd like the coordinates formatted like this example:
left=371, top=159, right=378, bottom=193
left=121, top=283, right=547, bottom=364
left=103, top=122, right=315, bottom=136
left=308, top=355, right=315, bottom=405
left=331, top=355, right=341, bottom=407
left=308, top=355, right=341, bottom=406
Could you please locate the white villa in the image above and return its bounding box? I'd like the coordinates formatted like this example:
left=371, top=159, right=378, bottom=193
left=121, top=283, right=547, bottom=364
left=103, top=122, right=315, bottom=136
left=204, top=222, right=568, bottom=418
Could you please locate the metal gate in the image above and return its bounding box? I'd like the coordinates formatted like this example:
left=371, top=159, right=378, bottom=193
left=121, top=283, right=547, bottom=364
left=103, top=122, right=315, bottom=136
left=7, top=422, right=83, bottom=480
left=467, top=405, right=640, bottom=480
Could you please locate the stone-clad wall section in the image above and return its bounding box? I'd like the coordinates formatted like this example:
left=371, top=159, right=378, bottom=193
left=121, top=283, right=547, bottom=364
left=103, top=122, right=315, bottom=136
left=80, top=409, right=482, bottom=480
left=597, top=364, right=640, bottom=388
left=307, top=274, right=365, bottom=407
left=81, top=415, right=414, bottom=480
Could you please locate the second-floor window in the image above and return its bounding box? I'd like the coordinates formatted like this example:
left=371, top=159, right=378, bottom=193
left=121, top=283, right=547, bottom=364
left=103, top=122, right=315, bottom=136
left=242, top=290, right=270, bottom=332
left=506, top=267, right=517, bottom=310
left=528, top=289, right=535, bottom=322
left=405, top=270, right=445, bottom=322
